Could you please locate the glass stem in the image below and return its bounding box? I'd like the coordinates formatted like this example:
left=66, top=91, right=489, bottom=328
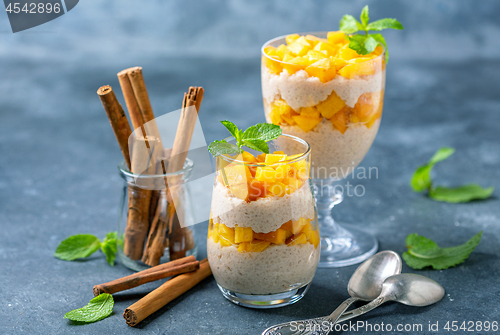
left=313, top=179, right=344, bottom=231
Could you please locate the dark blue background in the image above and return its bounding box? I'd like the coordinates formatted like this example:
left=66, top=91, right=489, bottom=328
left=1, top=1, right=499, bottom=334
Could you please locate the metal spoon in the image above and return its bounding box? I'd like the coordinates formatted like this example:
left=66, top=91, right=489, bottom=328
left=262, top=250, right=402, bottom=335
left=263, top=274, right=445, bottom=335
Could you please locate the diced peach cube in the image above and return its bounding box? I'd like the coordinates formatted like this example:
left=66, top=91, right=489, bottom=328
left=305, top=58, right=336, bottom=83
left=269, top=107, right=283, bottom=125
left=316, top=91, right=346, bottom=119
left=287, top=36, right=313, bottom=56
left=229, top=183, right=249, bottom=201
left=308, top=230, right=320, bottom=248
left=211, top=223, right=220, bottom=243
left=284, top=176, right=303, bottom=192
left=292, top=217, right=310, bottom=234
left=255, top=167, right=277, bottom=183
left=263, top=55, right=283, bottom=75
left=292, top=114, right=322, bottom=132
left=330, top=107, right=350, bottom=134
left=256, top=153, right=266, bottom=162
left=238, top=240, right=271, bottom=253
left=235, top=226, right=253, bottom=243
left=306, top=50, right=327, bottom=62
left=248, top=180, right=268, bottom=201
left=222, top=158, right=251, bottom=186
left=337, top=44, right=359, bottom=61
left=286, top=232, right=308, bottom=246
left=353, top=92, right=381, bottom=122
left=285, top=34, right=300, bottom=45
left=339, top=57, right=382, bottom=79
left=304, top=34, right=327, bottom=46
left=314, top=42, right=338, bottom=56
left=254, top=228, right=287, bottom=244
left=267, top=182, right=287, bottom=197
left=301, top=222, right=313, bottom=239
left=219, top=224, right=235, bottom=246
left=276, top=44, right=291, bottom=59
left=282, top=56, right=310, bottom=75
left=242, top=151, right=258, bottom=163
left=265, top=153, right=287, bottom=164
left=327, top=31, right=346, bottom=45
left=275, top=164, right=290, bottom=181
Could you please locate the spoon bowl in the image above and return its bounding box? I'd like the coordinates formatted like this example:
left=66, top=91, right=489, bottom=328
left=381, top=273, right=445, bottom=307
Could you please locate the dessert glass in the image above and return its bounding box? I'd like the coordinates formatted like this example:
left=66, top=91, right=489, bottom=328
left=261, top=32, right=385, bottom=267
left=207, top=135, right=320, bottom=308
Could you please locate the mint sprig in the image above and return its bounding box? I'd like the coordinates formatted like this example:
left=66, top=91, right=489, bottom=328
left=64, top=293, right=114, bottom=323
left=54, top=232, right=118, bottom=266
left=402, top=232, right=483, bottom=270
left=410, top=147, right=494, bottom=203
left=208, top=121, right=282, bottom=157
left=339, top=5, right=403, bottom=62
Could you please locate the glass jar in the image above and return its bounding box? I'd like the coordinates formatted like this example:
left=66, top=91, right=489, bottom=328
left=207, top=134, right=319, bottom=308
left=117, top=159, right=197, bottom=271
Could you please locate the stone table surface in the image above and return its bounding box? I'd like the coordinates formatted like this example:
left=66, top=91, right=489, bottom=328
left=1, top=1, right=499, bottom=334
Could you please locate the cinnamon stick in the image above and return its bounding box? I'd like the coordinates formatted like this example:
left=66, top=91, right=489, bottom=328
left=123, top=259, right=211, bottom=327
left=93, top=256, right=199, bottom=296
left=167, top=87, right=204, bottom=260
left=97, top=85, right=132, bottom=169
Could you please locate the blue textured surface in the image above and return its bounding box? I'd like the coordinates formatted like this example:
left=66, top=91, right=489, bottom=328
left=1, top=1, right=499, bottom=334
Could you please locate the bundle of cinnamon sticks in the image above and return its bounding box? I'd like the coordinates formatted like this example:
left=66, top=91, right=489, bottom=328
left=93, top=256, right=211, bottom=326
left=98, top=66, right=204, bottom=267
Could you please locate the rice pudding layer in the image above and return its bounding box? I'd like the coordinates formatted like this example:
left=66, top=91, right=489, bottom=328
left=207, top=238, right=319, bottom=294
left=211, top=181, right=315, bottom=234
left=262, top=64, right=385, bottom=110
left=276, top=119, right=381, bottom=180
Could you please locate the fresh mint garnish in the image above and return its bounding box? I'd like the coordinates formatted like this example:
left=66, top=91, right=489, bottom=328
left=208, top=120, right=282, bottom=157
left=410, top=147, right=494, bottom=203
left=403, top=232, right=483, bottom=270
left=55, top=232, right=119, bottom=265
left=339, top=5, right=403, bottom=62
left=64, top=293, right=114, bottom=323
left=54, top=234, right=101, bottom=261
left=101, top=232, right=118, bottom=266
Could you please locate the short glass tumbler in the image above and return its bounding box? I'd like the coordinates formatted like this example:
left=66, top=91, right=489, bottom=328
left=207, top=134, right=320, bottom=308
left=117, top=159, right=198, bottom=271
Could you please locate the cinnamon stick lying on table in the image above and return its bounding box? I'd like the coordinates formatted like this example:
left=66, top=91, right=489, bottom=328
left=93, top=256, right=199, bottom=296
left=123, top=258, right=211, bottom=327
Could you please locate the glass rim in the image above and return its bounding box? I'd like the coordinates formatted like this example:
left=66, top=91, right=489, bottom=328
left=118, top=157, right=194, bottom=179
left=261, top=31, right=385, bottom=66
left=218, top=133, right=311, bottom=166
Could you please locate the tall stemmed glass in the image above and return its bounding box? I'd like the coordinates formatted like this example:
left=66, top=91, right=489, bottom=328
left=261, top=32, right=385, bottom=267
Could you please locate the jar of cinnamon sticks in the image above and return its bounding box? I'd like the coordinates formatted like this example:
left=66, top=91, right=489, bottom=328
left=117, top=159, right=197, bottom=271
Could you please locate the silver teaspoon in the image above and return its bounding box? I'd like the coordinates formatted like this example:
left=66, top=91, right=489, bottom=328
left=262, top=250, right=402, bottom=335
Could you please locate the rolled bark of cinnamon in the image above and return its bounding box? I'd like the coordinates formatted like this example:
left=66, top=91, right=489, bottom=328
left=123, top=259, right=211, bottom=327
left=97, top=86, right=132, bottom=169
left=93, top=256, right=199, bottom=296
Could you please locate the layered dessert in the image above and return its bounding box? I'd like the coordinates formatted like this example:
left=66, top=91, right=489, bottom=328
left=262, top=32, right=385, bottom=179
left=208, top=151, right=320, bottom=295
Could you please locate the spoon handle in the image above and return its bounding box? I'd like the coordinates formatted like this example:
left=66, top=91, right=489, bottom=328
left=337, top=296, right=388, bottom=323
left=324, top=297, right=358, bottom=325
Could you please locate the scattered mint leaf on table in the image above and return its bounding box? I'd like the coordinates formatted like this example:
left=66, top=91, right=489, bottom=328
left=403, top=232, right=483, bottom=270
left=339, top=5, right=403, bottom=62
left=101, top=232, right=117, bottom=266
left=208, top=121, right=282, bottom=157
left=54, top=234, right=101, bottom=261
left=64, top=293, right=114, bottom=323
left=410, top=147, right=494, bottom=203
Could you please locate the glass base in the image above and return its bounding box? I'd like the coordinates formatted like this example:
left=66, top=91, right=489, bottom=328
left=118, top=246, right=198, bottom=272
left=318, top=223, right=378, bottom=268
left=217, top=283, right=311, bottom=309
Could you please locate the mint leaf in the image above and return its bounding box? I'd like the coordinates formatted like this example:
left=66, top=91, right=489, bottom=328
left=430, top=185, right=494, bottom=203
left=220, top=120, right=242, bottom=142
left=360, top=5, right=369, bottom=28
left=242, top=139, right=269, bottom=154
left=54, top=234, right=101, bottom=261
left=403, top=232, right=483, bottom=270
left=347, top=35, right=368, bottom=55
left=370, top=33, right=389, bottom=62
left=208, top=140, right=240, bottom=157
left=64, top=293, right=114, bottom=323
left=410, top=164, right=433, bottom=192
left=363, top=36, right=378, bottom=54
left=410, top=147, right=455, bottom=192
left=101, top=232, right=117, bottom=266
left=367, top=18, right=404, bottom=31
left=339, top=14, right=362, bottom=34
left=242, top=123, right=282, bottom=142
left=429, top=147, right=455, bottom=164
